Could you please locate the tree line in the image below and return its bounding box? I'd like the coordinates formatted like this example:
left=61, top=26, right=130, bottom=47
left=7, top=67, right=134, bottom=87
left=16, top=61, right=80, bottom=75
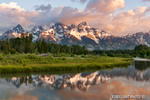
left=0, top=34, right=88, bottom=55
left=93, top=44, right=150, bottom=58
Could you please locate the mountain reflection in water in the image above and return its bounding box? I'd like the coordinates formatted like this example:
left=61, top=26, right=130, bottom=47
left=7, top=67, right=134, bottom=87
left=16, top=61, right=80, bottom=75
left=0, top=61, right=150, bottom=100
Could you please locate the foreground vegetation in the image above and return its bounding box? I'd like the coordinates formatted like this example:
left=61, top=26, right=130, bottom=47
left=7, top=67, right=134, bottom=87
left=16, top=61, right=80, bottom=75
left=0, top=54, right=133, bottom=74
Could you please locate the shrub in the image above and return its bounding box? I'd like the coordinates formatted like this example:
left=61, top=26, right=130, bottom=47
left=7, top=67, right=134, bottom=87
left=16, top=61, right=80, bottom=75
left=0, top=53, right=4, bottom=60
left=61, top=57, right=66, bottom=61
left=10, top=49, right=17, bottom=54
left=24, top=54, right=37, bottom=59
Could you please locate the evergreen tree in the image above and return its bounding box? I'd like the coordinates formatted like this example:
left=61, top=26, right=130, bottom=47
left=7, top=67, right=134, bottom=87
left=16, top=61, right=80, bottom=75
left=4, top=39, right=10, bottom=54
left=29, top=34, right=33, bottom=42
left=41, top=39, right=48, bottom=53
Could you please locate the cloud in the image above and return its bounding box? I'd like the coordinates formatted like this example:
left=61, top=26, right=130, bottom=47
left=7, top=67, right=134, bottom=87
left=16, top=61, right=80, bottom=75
left=29, top=6, right=100, bottom=28
left=142, top=0, right=150, bottom=2
left=34, top=4, right=52, bottom=12
left=1, top=2, right=150, bottom=36
left=50, top=6, right=100, bottom=25
left=86, top=0, right=125, bottom=14
left=71, top=0, right=88, bottom=4
left=0, top=2, right=24, bottom=11
left=90, top=6, right=150, bottom=36
left=136, top=6, right=147, bottom=14
left=0, top=2, right=39, bottom=34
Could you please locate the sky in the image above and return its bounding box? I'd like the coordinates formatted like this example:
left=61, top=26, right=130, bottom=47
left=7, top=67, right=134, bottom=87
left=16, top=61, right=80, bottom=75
left=0, top=0, right=150, bottom=36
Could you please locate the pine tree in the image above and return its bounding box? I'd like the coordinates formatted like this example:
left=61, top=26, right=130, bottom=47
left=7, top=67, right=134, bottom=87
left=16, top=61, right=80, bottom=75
left=41, top=39, right=48, bottom=53
left=4, top=39, right=10, bottom=54
left=29, top=34, right=33, bottom=42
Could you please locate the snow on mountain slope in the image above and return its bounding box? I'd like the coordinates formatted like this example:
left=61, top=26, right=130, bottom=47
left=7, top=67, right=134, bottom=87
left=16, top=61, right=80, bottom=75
left=124, top=32, right=150, bottom=46
left=8, top=32, right=21, bottom=38
left=69, top=29, right=81, bottom=40
left=30, top=26, right=44, bottom=41
left=38, top=28, right=56, bottom=42
left=38, top=22, right=109, bottom=45
left=1, top=24, right=25, bottom=40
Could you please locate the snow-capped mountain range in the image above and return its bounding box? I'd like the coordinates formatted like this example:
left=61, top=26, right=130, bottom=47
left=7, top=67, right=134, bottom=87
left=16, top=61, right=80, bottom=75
left=0, top=24, right=25, bottom=40
left=124, top=32, right=150, bottom=46
left=1, top=22, right=150, bottom=50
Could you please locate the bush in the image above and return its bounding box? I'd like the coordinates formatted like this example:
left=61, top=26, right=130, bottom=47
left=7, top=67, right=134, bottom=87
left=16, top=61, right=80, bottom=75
left=61, top=57, right=66, bottom=61
left=81, top=54, right=86, bottom=58
left=0, top=53, right=4, bottom=60
left=23, top=63, right=26, bottom=66
left=10, top=49, right=17, bottom=54
left=71, top=54, right=75, bottom=57
left=24, top=54, right=37, bottom=59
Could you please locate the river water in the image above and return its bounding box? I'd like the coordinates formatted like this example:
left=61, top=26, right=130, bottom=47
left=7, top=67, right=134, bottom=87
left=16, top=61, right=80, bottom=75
left=0, top=61, right=150, bottom=100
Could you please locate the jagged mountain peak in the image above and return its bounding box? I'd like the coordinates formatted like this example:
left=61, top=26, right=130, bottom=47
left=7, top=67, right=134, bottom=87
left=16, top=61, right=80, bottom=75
left=31, top=26, right=45, bottom=42
left=77, top=22, right=90, bottom=28
left=124, top=31, right=150, bottom=46
left=4, top=24, right=25, bottom=35
left=52, top=23, right=66, bottom=30
left=31, top=26, right=44, bottom=32
left=12, top=24, right=25, bottom=33
left=0, top=24, right=25, bottom=40
left=125, top=31, right=150, bottom=37
left=77, top=22, right=91, bottom=33
left=15, top=24, right=22, bottom=28
left=54, top=22, right=64, bottom=26
left=78, top=22, right=88, bottom=26
left=67, top=24, right=76, bottom=30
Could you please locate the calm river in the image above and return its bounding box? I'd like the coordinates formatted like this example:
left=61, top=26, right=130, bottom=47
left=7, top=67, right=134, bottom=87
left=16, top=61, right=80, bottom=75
left=0, top=61, right=150, bottom=100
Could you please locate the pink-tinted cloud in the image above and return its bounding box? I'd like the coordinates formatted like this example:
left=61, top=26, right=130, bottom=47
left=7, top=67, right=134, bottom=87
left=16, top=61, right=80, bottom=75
left=0, top=2, right=39, bottom=32
left=98, top=6, right=150, bottom=36
left=1, top=1, right=150, bottom=36
left=51, top=6, right=100, bottom=25
left=86, top=0, right=125, bottom=14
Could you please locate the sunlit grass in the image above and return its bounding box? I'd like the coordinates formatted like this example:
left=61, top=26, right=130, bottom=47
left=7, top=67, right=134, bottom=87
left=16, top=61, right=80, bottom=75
left=0, top=53, right=133, bottom=74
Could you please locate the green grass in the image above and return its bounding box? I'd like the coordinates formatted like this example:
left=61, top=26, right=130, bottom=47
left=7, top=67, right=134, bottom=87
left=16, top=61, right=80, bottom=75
left=0, top=53, right=133, bottom=74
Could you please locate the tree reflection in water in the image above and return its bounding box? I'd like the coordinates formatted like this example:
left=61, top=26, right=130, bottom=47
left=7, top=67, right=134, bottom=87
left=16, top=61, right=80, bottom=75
left=134, top=61, right=150, bottom=71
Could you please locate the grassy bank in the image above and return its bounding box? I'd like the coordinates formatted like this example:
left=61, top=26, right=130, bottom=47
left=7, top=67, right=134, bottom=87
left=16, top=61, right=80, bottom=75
left=0, top=54, right=133, bottom=74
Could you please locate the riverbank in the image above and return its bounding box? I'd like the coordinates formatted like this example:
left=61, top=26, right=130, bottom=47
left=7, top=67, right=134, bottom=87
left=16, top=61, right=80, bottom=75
left=134, top=57, right=150, bottom=61
left=0, top=54, right=133, bottom=74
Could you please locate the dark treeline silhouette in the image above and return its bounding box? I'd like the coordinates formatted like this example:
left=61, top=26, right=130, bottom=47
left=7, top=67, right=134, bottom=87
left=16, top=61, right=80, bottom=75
left=0, top=34, right=88, bottom=55
left=93, top=44, right=150, bottom=58
left=92, top=49, right=134, bottom=57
